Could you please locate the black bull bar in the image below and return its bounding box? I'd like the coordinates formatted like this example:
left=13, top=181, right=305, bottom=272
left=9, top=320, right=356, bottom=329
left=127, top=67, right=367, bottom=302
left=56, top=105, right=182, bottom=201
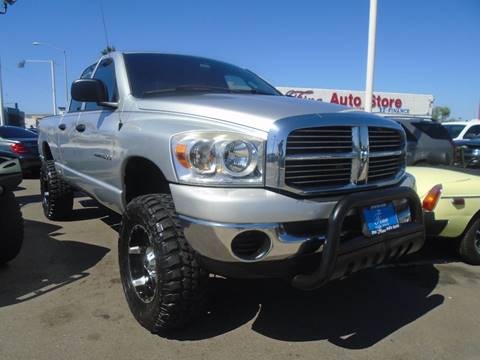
left=291, top=186, right=425, bottom=290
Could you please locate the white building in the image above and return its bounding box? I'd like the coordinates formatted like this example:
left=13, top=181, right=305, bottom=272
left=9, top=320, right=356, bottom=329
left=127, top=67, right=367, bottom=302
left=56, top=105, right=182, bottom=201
left=277, top=87, right=434, bottom=117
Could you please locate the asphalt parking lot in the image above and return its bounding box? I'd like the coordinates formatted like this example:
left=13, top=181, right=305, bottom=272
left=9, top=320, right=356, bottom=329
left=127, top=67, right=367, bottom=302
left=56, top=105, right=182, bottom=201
left=1, top=179, right=480, bottom=360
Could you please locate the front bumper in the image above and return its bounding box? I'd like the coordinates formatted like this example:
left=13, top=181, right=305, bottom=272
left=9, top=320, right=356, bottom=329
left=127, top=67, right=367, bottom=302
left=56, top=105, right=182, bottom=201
left=173, top=177, right=425, bottom=289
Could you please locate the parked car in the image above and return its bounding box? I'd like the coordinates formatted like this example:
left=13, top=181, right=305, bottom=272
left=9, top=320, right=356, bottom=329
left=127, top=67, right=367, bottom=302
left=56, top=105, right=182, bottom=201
left=0, top=151, right=23, bottom=265
left=0, top=126, right=41, bottom=174
left=408, top=166, right=480, bottom=264
left=454, top=138, right=480, bottom=168
left=443, top=119, right=480, bottom=141
left=38, top=52, right=425, bottom=335
left=385, top=117, right=454, bottom=166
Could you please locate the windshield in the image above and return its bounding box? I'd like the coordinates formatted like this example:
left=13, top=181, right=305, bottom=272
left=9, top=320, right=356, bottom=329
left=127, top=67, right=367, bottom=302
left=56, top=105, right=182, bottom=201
left=443, top=124, right=465, bottom=138
left=0, top=126, right=37, bottom=139
left=124, top=53, right=281, bottom=98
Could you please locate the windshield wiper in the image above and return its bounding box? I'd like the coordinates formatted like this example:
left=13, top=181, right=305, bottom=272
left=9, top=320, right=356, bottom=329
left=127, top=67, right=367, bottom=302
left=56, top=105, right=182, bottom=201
left=142, top=85, right=232, bottom=97
left=142, top=84, right=274, bottom=97
left=230, top=88, right=273, bottom=95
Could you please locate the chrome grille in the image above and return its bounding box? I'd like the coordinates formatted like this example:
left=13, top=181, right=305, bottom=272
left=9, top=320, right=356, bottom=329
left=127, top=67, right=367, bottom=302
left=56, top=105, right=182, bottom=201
left=285, top=158, right=352, bottom=187
left=286, top=126, right=352, bottom=155
left=285, top=127, right=352, bottom=188
left=368, top=127, right=403, bottom=151
left=368, top=127, right=404, bottom=183
left=283, top=125, right=405, bottom=192
left=368, top=155, right=403, bottom=181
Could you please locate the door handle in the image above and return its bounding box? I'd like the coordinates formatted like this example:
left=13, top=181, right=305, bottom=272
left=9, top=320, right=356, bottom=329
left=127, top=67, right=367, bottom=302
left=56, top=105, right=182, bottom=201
left=76, top=124, right=86, bottom=132
left=58, top=123, right=66, bottom=131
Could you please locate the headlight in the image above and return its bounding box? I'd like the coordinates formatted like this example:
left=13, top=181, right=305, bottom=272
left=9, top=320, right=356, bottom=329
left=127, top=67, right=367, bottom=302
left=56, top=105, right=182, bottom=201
left=171, top=131, right=264, bottom=185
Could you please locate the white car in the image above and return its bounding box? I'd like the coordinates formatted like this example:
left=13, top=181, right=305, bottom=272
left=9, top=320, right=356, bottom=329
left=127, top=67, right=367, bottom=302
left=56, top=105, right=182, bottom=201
left=443, top=119, right=480, bottom=140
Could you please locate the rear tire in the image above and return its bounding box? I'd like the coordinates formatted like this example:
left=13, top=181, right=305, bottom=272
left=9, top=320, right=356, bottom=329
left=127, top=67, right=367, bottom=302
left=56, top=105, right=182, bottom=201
left=0, top=190, right=23, bottom=264
left=459, top=218, right=480, bottom=265
left=119, top=194, right=208, bottom=335
left=40, top=160, right=73, bottom=220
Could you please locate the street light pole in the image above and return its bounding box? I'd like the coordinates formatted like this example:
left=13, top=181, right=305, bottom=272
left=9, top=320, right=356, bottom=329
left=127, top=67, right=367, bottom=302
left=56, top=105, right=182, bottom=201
left=32, top=41, right=69, bottom=107
left=49, top=60, right=57, bottom=115
left=365, top=0, right=378, bottom=113
left=18, top=59, right=58, bottom=115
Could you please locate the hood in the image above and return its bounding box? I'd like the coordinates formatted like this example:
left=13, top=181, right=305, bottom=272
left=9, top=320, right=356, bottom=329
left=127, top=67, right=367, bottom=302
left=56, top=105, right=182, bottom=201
left=135, top=93, right=350, bottom=132
left=407, top=166, right=480, bottom=198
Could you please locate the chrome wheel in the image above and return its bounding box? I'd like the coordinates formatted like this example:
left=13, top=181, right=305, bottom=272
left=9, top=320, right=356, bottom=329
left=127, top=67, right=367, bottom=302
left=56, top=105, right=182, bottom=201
left=127, top=225, right=158, bottom=303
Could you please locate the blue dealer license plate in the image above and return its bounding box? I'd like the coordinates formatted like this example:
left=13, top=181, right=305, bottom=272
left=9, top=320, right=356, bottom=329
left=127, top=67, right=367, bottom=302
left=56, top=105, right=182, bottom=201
left=362, top=203, right=400, bottom=236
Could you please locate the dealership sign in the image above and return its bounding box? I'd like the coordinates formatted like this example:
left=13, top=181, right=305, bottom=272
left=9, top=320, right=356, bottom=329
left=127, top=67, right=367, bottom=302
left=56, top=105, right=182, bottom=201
left=277, top=87, right=434, bottom=116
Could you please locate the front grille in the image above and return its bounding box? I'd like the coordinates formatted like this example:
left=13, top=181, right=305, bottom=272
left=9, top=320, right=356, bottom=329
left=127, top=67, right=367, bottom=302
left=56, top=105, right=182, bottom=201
left=286, top=126, right=352, bottom=155
left=285, top=158, right=352, bottom=188
left=284, top=125, right=404, bottom=192
left=368, top=127, right=403, bottom=151
left=368, top=155, right=403, bottom=181
left=285, top=126, right=352, bottom=188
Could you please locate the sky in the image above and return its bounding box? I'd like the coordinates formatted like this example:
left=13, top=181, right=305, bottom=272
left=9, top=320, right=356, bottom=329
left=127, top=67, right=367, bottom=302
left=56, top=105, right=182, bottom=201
left=0, top=0, right=479, bottom=119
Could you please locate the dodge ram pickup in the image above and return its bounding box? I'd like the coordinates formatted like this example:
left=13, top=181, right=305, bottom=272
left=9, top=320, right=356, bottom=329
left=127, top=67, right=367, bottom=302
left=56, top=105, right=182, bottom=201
left=37, top=52, right=425, bottom=335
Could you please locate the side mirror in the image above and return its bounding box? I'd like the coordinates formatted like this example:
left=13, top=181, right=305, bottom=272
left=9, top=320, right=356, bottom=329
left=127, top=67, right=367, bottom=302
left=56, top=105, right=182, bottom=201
left=71, top=79, right=108, bottom=103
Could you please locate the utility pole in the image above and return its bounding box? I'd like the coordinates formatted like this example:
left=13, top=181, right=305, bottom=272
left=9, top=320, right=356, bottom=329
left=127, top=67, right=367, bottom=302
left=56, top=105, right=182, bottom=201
left=18, top=59, right=58, bottom=115
left=365, top=0, right=378, bottom=112
left=33, top=42, right=69, bottom=107
left=49, top=60, right=57, bottom=115
left=0, top=57, right=5, bottom=125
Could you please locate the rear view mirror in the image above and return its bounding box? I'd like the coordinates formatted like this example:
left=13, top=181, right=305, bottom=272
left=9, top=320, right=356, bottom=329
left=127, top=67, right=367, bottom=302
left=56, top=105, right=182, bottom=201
left=71, top=79, right=108, bottom=103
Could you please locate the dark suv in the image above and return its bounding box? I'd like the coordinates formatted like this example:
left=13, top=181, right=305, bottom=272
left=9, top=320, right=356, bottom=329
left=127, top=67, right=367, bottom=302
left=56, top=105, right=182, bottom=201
left=385, top=117, right=454, bottom=166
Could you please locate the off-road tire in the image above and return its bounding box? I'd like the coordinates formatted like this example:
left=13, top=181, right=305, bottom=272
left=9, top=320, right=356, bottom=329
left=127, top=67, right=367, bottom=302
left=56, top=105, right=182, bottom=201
left=40, top=160, right=73, bottom=220
left=119, top=194, right=208, bottom=334
left=459, top=218, right=480, bottom=265
left=0, top=190, right=23, bottom=264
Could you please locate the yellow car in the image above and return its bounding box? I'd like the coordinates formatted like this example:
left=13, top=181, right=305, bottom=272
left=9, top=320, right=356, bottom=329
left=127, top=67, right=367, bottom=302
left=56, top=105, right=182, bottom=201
left=407, top=166, right=480, bottom=264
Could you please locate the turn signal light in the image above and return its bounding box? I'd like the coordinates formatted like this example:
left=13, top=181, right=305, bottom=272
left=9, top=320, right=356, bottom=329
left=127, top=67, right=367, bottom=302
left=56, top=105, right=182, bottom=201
left=422, top=184, right=442, bottom=212
left=10, top=143, right=28, bottom=154
left=175, top=143, right=190, bottom=168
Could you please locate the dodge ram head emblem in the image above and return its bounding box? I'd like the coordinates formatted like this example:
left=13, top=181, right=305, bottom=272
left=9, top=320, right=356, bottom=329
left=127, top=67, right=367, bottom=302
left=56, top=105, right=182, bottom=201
left=352, top=126, right=370, bottom=184
left=359, top=148, right=369, bottom=163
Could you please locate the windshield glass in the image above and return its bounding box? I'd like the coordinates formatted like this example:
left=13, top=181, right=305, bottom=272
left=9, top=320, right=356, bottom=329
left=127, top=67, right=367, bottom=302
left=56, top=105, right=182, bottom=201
left=0, top=126, right=37, bottom=139
left=124, top=53, right=281, bottom=98
left=443, top=124, right=465, bottom=138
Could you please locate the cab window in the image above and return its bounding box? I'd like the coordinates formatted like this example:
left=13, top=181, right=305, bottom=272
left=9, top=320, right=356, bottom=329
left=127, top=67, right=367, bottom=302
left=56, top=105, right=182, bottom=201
left=68, top=63, right=97, bottom=113
left=85, top=58, right=118, bottom=111
left=464, top=125, right=480, bottom=139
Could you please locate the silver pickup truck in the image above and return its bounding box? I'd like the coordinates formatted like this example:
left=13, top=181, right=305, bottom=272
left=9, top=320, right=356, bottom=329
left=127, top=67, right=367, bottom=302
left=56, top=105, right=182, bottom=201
left=38, top=52, right=425, bottom=335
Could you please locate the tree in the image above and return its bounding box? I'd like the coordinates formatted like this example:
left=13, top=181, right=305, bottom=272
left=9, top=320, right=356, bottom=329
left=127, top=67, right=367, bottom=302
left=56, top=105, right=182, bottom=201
left=1, top=0, right=18, bottom=14
left=432, top=106, right=451, bottom=122
left=101, top=46, right=116, bottom=55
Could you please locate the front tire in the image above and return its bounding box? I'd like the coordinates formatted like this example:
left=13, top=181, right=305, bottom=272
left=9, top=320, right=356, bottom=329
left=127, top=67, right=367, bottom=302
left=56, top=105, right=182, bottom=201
left=459, top=218, right=480, bottom=265
left=0, top=191, right=23, bottom=264
left=40, top=160, right=73, bottom=220
left=119, top=194, right=207, bottom=334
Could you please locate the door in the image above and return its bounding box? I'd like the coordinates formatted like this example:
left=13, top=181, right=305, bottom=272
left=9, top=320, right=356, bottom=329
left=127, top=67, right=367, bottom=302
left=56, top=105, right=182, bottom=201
left=72, top=58, right=121, bottom=202
left=58, top=63, right=97, bottom=182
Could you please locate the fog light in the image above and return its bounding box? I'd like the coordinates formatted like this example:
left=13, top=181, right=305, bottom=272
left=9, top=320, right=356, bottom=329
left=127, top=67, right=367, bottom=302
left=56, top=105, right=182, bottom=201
left=231, top=231, right=271, bottom=261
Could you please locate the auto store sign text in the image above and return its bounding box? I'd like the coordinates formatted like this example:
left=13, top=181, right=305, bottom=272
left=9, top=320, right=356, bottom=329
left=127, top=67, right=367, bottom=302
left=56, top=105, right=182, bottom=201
left=277, top=87, right=434, bottom=116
